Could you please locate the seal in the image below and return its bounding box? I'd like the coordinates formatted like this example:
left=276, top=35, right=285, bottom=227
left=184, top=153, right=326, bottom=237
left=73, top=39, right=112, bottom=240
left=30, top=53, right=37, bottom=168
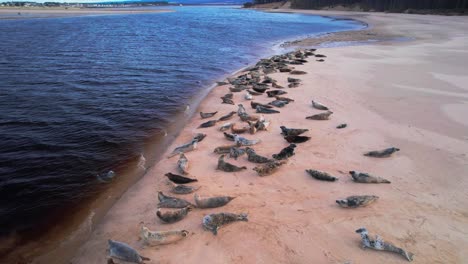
left=140, top=225, right=189, bottom=247
left=275, top=96, right=294, bottom=102
left=194, top=194, right=235, bottom=208
left=200, top=111, right=218, bottom=119
left=315, top=54, right=326, bottom=58
left=306, top=169, right=338, bottom=182
left=229, top=87, right=244, bottom=93
left=311, top=100, right=329, bottom=110
left=108, top=239, right=150, bottom=264
left=158, top=191, right=193, bottom=208
left=245, top=93, right=253, bottom=100
left=355, top=227, right=414, bottom=262
left=177, top=153, right=189, bottom=175
left=229, top=147, right=247, bottom=160
left=336, top=123, right=347, bottom=129
left=284, top=135, right=311, bottom=143
left=288, top=82, right=300, bottom=88
left=253, top=119, right=270, bottom=131
left=306, top=111, right=333, bottom=120
left=221, top=97, right=234, bottom=105
left=168, top=182, right=200, bottom=194
left=246, top=147, right=273, bottom=163
left=349, top=171, right=391, bottom=184
left=234, top=134, right=261, bottom=146
left=251, top=101, right=273, bottom=109
left=256, top=105, right=280, bottom=114
left=198, top=119, right=218, bottom=128
left=213, top=144, right=237, bottom=154
left=223, top=132, right=236, bottom=141
left=253, top=160, right=287, bottom=176
left=290, top=70, right=307, bottom=75
left=157, top=207, right=192, bottom=223
left=287, top=77, right=301, bottom=83
left=272, top=82, right=284, bottom=89
left=364, top=147, right=400, bottom=158
left=165, top=172, right=198, bottom=184
left=237, top=104, right=247, bottom=116
left=247, top=89, right=262, bottom=96
left=231, top=123, right=249, bottom=134
left=219, top=122, right=233, bottom=131
left=218, top=111, right=237, bottom=121
left=193, top=133, right=207, bottom=143
left=272, top=144, right=296, bottom=160
left=202, top=212, right=248, bottom=235
left=252, top=86, right=268, bottom=93
left=240, top=113, right=261, bottom=122
left=269, top=100, right=288, bottom=108
left=217, top=154, right=247, bottom=172
left=336, top=195, right=379, bottom=208
left=248, top=121, right=258, bottom=134
left=167, top=139, right=198, bottom=158
left=223, top=93, right=233, bottom=99
left=266, top=90, right=287, bottom=97
left=280, top=126, right=308, bottom=136
left=316, top=59, right=325, bottom=62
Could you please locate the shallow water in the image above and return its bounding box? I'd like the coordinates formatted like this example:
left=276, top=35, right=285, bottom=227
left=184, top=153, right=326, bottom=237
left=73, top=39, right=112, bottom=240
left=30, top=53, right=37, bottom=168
left=0, top=6, right=361, bottom=238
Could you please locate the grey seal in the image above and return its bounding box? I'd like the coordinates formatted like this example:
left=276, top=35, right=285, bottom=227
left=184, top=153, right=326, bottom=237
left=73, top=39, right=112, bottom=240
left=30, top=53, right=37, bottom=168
left=231, top=123, right=249, bottom=134
left=247, top=89, right=262, bottom=96
left=288, top=82, right=300, bottom=88
left=306, top=111, right=333, bottom=120
left=306, top=169, right=338, bottom=182
left=256, top=105, right=280, bottom=114
left=275, top=96, right=294, bottom=102
left=167, top=139, right=198, bottom=158
left=217, top=154, right=247, bottom=172
left=272, top=144, right=296, bottom=160
left=284, top=135, right=310, bottom=143
left=165, top=172, right=198, bottom=184
left=266, top=90, right=287, bottom=97
left=234, top=134, right=261, bottom=146
left=219, top=122, right=233, bottom=131
left=168, top=183, right=200, bottom=194
left=200, top=111, right=218, bottom=119
left=290, top=70, right=307, bottom=75
left=140, top=226, right=189, bottom=247
left=246, top=147, right=273, bottom=163
left=253, top=160, right=287, bottom=176
left=157, top=207, right=192, bottom=223
left=108, top=239, right=149, bottom=264
left=213, top=144, right=237, bottom=154
left=218, top=111, right=237, bottom=121
left=311, top=100, right=329, bottom=110
left=194, top=194, right=235, bottom=208
left=221, top=97, right=234, bottom=105
left=355, top=227, right=414, bottom=262
left=364, top=147, right=400, bottom=158
left=287, top=77, right=301, bottom=83
left=269, top=100, right=289, bottom=108
left=349, top=171, right=391, bottom=184
left=202, top=212, right=248, bottom=235
left=251, top=101, right=273, bottom=109
left=223, top=132, right=236, bottom=141
left=229, top=147, right=247, bottom=160
left=198, top=119, right=218, bottom=128
left=336, top=123, right=347, bottom=129
left=336, top=195, right=379, bottom=208
left=193, top=133, right=206, bottom=143
left=158, top=191, right=193, bottom=208
left=177, top=154, right=189, bottom=175
left=280, top=126, right=308, bottom=136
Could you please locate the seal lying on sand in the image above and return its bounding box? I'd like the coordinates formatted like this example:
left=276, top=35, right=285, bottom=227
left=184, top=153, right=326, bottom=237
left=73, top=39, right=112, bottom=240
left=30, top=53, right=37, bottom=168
left=213, top=144, right=237, bottom=154
left=221, top=97, right=234, bottom=105
left=157, top=207, right=192, bottom=223
left=253, top=160, right=287, bottom=176
left=167, top=139, right=198, bottom=158
left=140, top=226, right=189, bottom=247
left=203, top=212, right=248, bottom=235
left=229, top=147, right=246, bottom=160
left=234, top=134, right=261, bottom=146
left=177, top=154, right=189, bottom=175
left=269, top=100, right=288, bottom=108
left=245, top=93, right=253, bottom=100
left=168, top=182, right=200, bottom=194
left=165, top=172, right=198, bottom=184
left=199, top=119, right=218, bottom=128
left=194, top=194, right=235, bottom=208
left=218, top=111, right=237, bottom=121
left=219, top=122, right=233, bottom=131
left=284, top=135, right=310, bottom=143
left=256, top=105, right=280, bottom=114
left=246, top=147, right=273, bottom=163
left=336, top=195, right=379, bottom=208
left=158, top=191, right=193, bottom=208
left=337, top=123, right=347, bottom=129
left=350, top=171, right=391, bottom=184
left=247, top=89, right=262, bottom=96
left=287, top=77, right=301, bottom=83
left=231, top=123, right=249, bottom=134
left=266, top=90, right=287, bottom=97
left=311, top=100, right=329, bottom=110
left=193, top=133, right=206, bottom=143
left=224, top=132, right=236, bottom=141
left=217, top=154, right=247, bottom=172
left=272, top=144, right=296, bottom=160
left=306, top=111, right=333, bottom=120
left=280, top=126, right=308, bottom=136
left=355, top=227, right=414, bottom=262
left=200, top=111, right=218, bottom=119
left=275, top=96, right=294, bottom=102
left=108, top=239, right=149, bottom=264
left=364, top=147, right=400, bottom=158
left=251, top=101, right=273, bottom=109
left=306, top=169, right=338, bottom=182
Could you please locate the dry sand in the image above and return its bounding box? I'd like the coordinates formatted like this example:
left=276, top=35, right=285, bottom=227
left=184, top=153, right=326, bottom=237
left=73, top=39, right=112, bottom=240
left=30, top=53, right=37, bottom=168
left=67, top=11, right=468, bottom=264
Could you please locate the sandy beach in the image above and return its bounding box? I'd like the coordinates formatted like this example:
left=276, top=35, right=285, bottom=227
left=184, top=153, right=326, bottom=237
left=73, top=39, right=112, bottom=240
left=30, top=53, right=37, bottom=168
left=57, top=10, right=468, bottom=264
left=0, top=8, right=173, bottom=20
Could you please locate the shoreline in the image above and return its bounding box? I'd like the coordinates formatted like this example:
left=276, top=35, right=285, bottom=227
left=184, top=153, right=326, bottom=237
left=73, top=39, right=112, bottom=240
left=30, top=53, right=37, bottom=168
left=72, top=9, right=468, bottom=264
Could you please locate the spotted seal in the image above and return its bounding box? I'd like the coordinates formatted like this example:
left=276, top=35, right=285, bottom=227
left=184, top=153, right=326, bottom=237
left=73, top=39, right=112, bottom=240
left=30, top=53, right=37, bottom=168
left=218, top=111, right=237, bottom=121
left=336, top=195, right=379, bottom=208
left=167, top=139, right=198, bottom=158
left=140, top=226, right=189, bottom=247
left=217, top=154, right=247, bottom=172
left=306, top=111, right=333, bottom=120
left=198, top=119, right=218, bottom=128
left=364, top=147, right=400, bottom=158
left=194, top=194, right=235, bottom=208
left=272, top=144, right=296, bottom=160
left=290, top=70, right=307, bottom=75
left=234, top=134, right=261, bottom=146
left=311, top=100, right=329, bottom=110
left=213, top=144, right=237, bottom=154
left=202, top=212, right=248, bottom=235
left=349, top=171, right=391, bottom=184
left=200, top=111, right=218, bottom=119
left=280, top=126, right=308, bottom=136
left=306, top=169, right=338, bottom=182
left=108, top=239, right=149, bottom=264
left=157, top=207, right=192, bottom=223
left=284, top=135, right=310, bottom=143
left=177, top=154, right=189, bottom=175
left=219, top=122, right=233, bottom=131
left=253, top=160, right=287, bottom=176
left=158, top=191, right=193, bottom=208
left=165, top=172, right=198, bottom=184
left=355, top=227, right=414, bottom=262
left=246, top=147, right=273, bottom=163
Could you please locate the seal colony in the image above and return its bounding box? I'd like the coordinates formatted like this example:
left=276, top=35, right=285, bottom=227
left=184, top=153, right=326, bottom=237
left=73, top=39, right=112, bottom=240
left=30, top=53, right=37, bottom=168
left=104, top=48, right=413, bottom=263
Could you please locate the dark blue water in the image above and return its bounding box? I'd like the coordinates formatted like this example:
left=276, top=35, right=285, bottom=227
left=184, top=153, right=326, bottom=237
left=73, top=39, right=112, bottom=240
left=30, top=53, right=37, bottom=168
left=0, top=6, right=361, bottom=237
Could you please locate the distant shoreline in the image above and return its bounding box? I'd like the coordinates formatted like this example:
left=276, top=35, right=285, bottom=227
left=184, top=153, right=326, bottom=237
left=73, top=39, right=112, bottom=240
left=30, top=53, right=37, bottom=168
left=0, top=7, right=174, bottom=20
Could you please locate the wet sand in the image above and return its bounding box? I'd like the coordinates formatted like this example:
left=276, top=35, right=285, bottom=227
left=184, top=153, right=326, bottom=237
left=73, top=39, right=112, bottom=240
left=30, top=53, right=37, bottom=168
left=66, top=11, right=468, bottom=264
